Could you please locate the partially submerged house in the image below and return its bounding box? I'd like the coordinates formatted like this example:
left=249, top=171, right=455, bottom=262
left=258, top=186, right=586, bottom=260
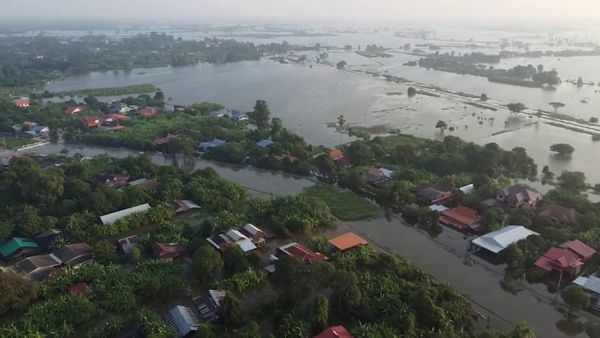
left=535, top=240, right=596, bottom=275
left=328, top=150, right=350, bottom=166
left=439, top=205, right=481, bottom=231
left=573, top=275, right=600, bottom=310
left=15, top=243, right=94, bottom=281
left=471, top=225, right=539, bottom=255
left=365, top=167, right=394, bottom=185
left=415, top=183, right=453, bottom=205
left=80, top=116, right=101, bottom=128
left=256, top=139, right=274, bottom=148
left=537, top=202, right=580, bottom=225
left=165, top=305, right=201, bottom=338
left=198, top=138, right=226, bottom=151
left=328, top=232, right=368, bottom=253
left=497, top=185, right=538, bottom=208
left=64, top=106, right=84, bottom=115
left=51, top=243, right=94, bottom=268
left=138, top=107, right=157, bottom=118
left=193, top=289, right=227, bottom=323
left=13, top=97, right=30, bottom=108
left=99, top=203, right=152, bottom=225
left=209, top=108, right=229, bottom=118
left=117, top=235, right=139, bottom=254
left=231, top=112, right=248, bottom=121
left=0, top=237, right=40, bottom=262
left=153, top=134, right=181, bottom=146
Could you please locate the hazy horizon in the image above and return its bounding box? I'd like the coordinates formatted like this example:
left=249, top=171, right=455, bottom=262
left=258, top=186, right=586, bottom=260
left=3, top=0, right=600, bottom=25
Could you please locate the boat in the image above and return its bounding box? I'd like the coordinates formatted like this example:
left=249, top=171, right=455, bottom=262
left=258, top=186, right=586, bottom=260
left=581, top=98, right=590, bottom=103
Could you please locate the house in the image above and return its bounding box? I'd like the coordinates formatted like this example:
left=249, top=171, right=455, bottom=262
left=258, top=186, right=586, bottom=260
left=275, top=154, right=299, bottom=163
left=127, top=178, right=160, bottom=192
left=15, top=254, right=61, bottom=281
left=193, top=289, right=227, bottom=323
left=52, top=243, right=94, bottom=268
left=273, top=242, right=328, bottom=264
left=173, top=200, right=202, bottom=214
left=256, top=139, right=274, bottom=148
left=35, top=229, right=65, bottom=251
left=99, top=203, right=152, bottom=225
left=91, top=173, right=128, bottom=187
left=25, top=125, right=49, bottom=137
left=328, top=150, right=350, bottom=166
left=99, top=118, right=124, bottom=132
left=497, top=185, right=538, bottom=208
left=15, top=243, right=94, bottom=281
left=110, top=102, right=130, bottom=114
left=471, top=225, right=539, bottom=254
left=165, top=305, right=201, bottom=337
left=209, top=108, right=229, bottom=118
left=537, top=203, right=580, bottom=225
left=429, top=204, right=449, bottom=213
left=0, top=237, right=40, bottom=262
left=314, top=326, right=354, bottom=338
left=328, top=232, right=368, bottom=252
left=117, top=235, right=139, bottom=254
left=152, top=242, right=185, bottom=260
left=573, top=275, right=600, bottom=310
left=459, top=184, right=475, bottom=194
left=207, top=229, right=258, bottom=253
left=535, top=240, right=596, bottom=275
left=198, top=138, right=226, bottom=151
left=153, top=134, right=180, bottom=146
left=104, top=113, right=129, bottom=121
left=439, top=205, right=481, bottom=231
left=239, top=223, right=268, bottom=246
left=138, top=107, right=157, bottom=118
left=231, top=112, right=249, bottom=121
left=80, top=116, right=101, bottom=128
left=64, top=106, right=84, bottom=115
left=365, top=167, right=394, bottom=185
left=13, top=98, right=30, bottom=108
left=415, top=183, right=454, bottom=205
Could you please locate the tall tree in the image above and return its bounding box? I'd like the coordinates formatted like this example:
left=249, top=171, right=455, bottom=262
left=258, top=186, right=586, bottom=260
left=250, top=100, right=271, bottom=131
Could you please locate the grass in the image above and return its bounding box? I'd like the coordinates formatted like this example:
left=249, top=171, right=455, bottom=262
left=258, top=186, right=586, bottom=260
left=0, top=137, right=36, bottom=150
left=304, top=184, right=379, bottom=221
left=54, top=84, right=158, bottom=97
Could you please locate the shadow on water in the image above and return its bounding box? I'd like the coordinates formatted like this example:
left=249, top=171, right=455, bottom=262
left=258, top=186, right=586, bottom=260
left=556, top=318, right=585, bottom=336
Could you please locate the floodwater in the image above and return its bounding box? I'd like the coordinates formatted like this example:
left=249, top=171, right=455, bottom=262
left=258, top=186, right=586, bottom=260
left=15, top=143, right=315, bottom=197
left=335, top=218, right=592, bottom=337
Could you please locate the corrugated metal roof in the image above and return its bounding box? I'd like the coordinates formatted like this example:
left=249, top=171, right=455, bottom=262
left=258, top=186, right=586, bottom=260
left=100, top=203, right=151, bottom=225
left=472, top=225, right=539, bottom=254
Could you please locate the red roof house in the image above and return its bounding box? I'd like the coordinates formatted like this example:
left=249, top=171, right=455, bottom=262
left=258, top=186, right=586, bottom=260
left=13, top=98, right=30, bottom=108
left=153, top=134, right=180, bottom=146
left=104, top=113, right=129, bottom=121
left=277, top=242, right=328, bottom=264
left=439, top=205, right=481, bottom=230
left=535, top=240, right=595, bottom=275
left=152, top=242, right=185, bottom=259
left=80, top=116, right=101, bottom=128
left=138, top=107, right=157, bottom=118
left=64, top=106, right=84, bottom=115
left=560, top=240, right=596, bottom=261
left=328, top=150, right=350, bottom=166
left=314, top=326, right=354, bottom=338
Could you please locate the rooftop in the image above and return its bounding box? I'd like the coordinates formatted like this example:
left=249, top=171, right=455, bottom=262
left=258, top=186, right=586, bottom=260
left=100, top=203, right=151, bottom=225
left=471, top=225, right=539, bottom=254
left=314, top=326, right=354, bottom=338
left=0, top=237, right=39, bottom=258
left=328, top=232, right=368, bottom=252
left=560, top=240, right=596, bottom=260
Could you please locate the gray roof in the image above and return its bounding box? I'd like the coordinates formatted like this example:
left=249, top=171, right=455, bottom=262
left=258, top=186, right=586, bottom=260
left=471, top=225, right=539, bottom=254
left=166, top=305, right=200, bottom=337
left=574, top=276, right=600, bottom=295
left=100, top=203, right=151, bottom=225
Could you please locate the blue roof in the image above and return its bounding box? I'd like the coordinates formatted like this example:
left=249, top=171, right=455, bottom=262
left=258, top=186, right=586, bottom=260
left=199, top=138, right=226, bottom=149
left=209, top=109, right=229, bottom=117
left=31, top=125, right=47, bottom=133
left=128, top=178, right=148, bottom=186
left=231, top=112, right=248, bottom=121
left=256, top=139, right=274, bottom=148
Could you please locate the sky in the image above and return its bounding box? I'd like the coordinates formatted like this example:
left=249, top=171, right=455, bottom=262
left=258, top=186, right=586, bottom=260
left=2, top=0, right=600, bottom=23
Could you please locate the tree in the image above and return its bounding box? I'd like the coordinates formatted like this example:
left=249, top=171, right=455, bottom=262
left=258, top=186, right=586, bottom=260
left=311, top=294, right=329, bottom=332
left=549, top=102, right=565, bottom=112
left=346, top=142, right=373, bottom=166
left=336, top=61, right=347, bottom=70
left=507, top=103, right=526, bottom=114
left=222, top=245, right=250, bottom=275
left=550, top=143, right=574, bottom=157
left=191, top=246, right=224, bottom=283
left=337, top=114, right=346, bottom=128
left=250, top=100, right=271, bottom=131
left=222, top=293, right=247, bottom=329
left=480, top=93, right=488, bottom=101
left=435, top=120, right=448, bottom=132
left=537, top=64, right=544, bottom=73
left=557, top=171, right=587, bottom=192
left=0, top=272, right=38, bottom=314
left=407, top=87, right=417, bottom=97
left=130, top=246, right=142, bottom=263
left=561, top=285, right=590, bottom=315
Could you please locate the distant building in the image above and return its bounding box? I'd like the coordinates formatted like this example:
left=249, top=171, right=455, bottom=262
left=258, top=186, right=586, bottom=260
left=80, top=116, right=101, bottom=128
left=497, top=185, right=538, bottom=208
left=172, top=200, right=201, bottom=214
left=415, top=183, right=454, bottom=205
left=64, top=106, right=84, bottom=115
left=138, top=107, right=157, bottom=118
left=153, top=134, right=181, bottom=146
left=231, top=112, right=249, bottom=121
left=365, top=167, right=394, bottom=185
left=209, top=108, right=229, bottom=118
left=537, top=202, right=580, bottom=225
left=99, top=203, right=151, bottom=225
left=256, top=139, right=274, bottom=148
left=165, top=305, right=201, bottom=337
left=13, top=98, right=30, bottom=108
left=198, top=138, right=226, bottom=151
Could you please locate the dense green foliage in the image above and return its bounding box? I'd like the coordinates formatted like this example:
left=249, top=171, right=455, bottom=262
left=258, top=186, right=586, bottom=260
left=304, top=184, right=379, bottom=221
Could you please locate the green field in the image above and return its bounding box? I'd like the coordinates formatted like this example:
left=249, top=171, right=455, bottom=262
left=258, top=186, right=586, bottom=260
left=55, top=84, right=158, bottom=97
left=0, top=137, right=35, bottom=150
left=304, top=184, right=379, bottom=221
